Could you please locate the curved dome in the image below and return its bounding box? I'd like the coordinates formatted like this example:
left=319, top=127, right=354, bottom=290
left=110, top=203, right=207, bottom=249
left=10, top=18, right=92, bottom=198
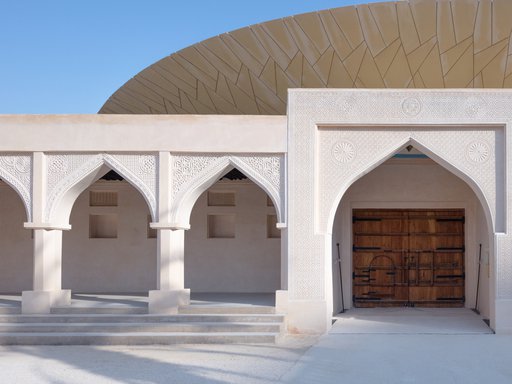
left=100, top=0, right=512, bottom=115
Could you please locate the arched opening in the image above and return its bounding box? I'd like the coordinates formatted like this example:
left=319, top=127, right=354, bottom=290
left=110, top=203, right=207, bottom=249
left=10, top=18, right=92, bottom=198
left=62, top=170, right=156, bottom=294
left=185, top=168, right=281, bottom=305
left=331, top=146, right=493, bottom=321
left=0, top=180, right=32, bottom=295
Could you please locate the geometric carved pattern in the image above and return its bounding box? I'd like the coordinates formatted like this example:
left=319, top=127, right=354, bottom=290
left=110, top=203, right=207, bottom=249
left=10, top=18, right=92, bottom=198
left=172, top=155, right=223, bottom=198
left=466, top=140, right=491, bottom=164
left=45, top=153, right=157, bottom=223
left=100, top=0, right=512, bottom=116
left=171, top=154, right=284, bottom=225
left=401, top=97, right=422, bottom=117
left=332, top=141, right=356, bottom=163
left=288, top=89, right=506, bottom=302
left=0, top=154, right=32, bottom=221
left=496, top=234, right=512, bottom=299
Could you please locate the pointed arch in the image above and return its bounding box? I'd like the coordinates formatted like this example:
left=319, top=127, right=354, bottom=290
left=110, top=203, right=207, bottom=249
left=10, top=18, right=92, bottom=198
left=0, top=155, right=32, bottom=222
left=171, top=155, right=283, bottom=228
left=325, top=137, right=495, bottom=236
left=0, top=172, right=31, bottom=222
left=46, top=154, right=157, bottom=225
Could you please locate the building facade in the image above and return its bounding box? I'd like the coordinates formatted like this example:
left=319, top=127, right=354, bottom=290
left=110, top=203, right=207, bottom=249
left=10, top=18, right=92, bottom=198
left=2, top=0, right=512, bottom=334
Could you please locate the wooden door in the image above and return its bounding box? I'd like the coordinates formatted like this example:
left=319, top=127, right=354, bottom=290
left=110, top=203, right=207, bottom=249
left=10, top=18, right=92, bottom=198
left=352, top=209, right=465, bottom=307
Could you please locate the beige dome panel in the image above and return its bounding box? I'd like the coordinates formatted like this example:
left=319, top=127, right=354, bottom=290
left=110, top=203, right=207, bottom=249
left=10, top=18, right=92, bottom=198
left=100, top=0, right=512, bottom=115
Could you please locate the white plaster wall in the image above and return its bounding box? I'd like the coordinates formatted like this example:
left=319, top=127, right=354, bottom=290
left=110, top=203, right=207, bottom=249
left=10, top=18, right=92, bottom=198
left=475, top=201, right=491, bottom=318
left=0, top=183, right=32, bottom=292
left=185, top=179, right=281, bottom=292
left=331, top=158, right=490, bottom=318
left=0, top=115, right=286, bottom=152
left=62, top=181, right=157, bottom=293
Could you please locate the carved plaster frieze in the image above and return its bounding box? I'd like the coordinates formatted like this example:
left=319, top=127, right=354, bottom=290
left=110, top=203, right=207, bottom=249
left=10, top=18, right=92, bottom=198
left=287, top=89, right=507, bottom=302
left=172, top=155, right=224, bottom=199
left=0, top=154, right=32, bottom=221
left=45, top=153, right=157, bottom=223
left=497, top=235, right=512, bottom=299
left=171, top=153, right=285, bottom=225
left=45, top=153, right=102, bottom=222
left=107, top=154, right=157, bottom=219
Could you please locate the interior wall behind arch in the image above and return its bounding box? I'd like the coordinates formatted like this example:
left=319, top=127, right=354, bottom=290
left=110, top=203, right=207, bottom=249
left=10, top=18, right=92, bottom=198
left=62, top=181, right=157, bottom=293
left=332, top=158, right=491, bottom=318
left=185, top=179, right=280, bottom=292
left=0, top=183, right=32, bottom=292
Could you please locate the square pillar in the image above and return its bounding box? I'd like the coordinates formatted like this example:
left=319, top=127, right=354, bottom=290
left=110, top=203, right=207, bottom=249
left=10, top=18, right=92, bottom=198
left=149, top=228, right=190, bottom=314
left=22, top=229, right=71, bottom=314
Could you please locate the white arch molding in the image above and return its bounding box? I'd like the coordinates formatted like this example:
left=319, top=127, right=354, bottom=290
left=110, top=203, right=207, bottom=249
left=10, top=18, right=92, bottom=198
left=326, top=135, right=496, bottom=321
left=170, top=154, right=284, bottom=229
left=322, top=135, right=497, bottom=237
left=285, top=89, right=512, bottom=334
left=0, top=154, right=32, bottom=222
left=45, top=153, right=157, bottom=225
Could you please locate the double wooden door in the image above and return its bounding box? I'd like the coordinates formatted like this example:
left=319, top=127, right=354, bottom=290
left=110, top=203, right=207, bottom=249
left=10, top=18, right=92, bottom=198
left=352, top=209, right=465, bottom=307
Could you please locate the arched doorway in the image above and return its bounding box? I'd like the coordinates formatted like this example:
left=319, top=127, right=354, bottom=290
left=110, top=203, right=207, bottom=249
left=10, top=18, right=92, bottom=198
left=331, top=147, right=492, bottom=319
left=185, top=169, right=281, bottom=304
left=62, top=171, right=156, bottom=293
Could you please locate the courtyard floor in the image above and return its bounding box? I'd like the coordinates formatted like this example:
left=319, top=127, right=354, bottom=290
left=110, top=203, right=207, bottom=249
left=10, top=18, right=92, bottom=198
left=1, top=307, right=511, bottom=383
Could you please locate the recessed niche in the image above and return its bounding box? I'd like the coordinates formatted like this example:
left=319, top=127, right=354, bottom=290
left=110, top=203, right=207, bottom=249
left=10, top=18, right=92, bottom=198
left=208, top=191, right=235, bottom=206
left=147, top=215, right=157, bottom=239
left=90, top=191, right=118, bottom=207
left=89, top=214, right=118, bottom=239
left=207, top=214, right=235, bottom=238
left=267, top=214, right=280, bottom=238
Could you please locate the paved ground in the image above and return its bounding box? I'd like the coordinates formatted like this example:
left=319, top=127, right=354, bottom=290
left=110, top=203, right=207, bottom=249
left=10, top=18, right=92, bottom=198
left=1, top=308, right=511, bottom=384
left=0, top=336, right=316, bottom=384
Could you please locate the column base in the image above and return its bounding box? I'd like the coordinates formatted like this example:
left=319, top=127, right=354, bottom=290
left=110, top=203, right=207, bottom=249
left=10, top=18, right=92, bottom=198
left=148, top=289, right=190, bottom=314
left=286, top=299, right=331, bottom=335
left=22, top=291, right=51, bottom=314
left=51, top=289, right=71, bottom=307
left=22, top=289, right=72, bottom=314
left=275, top=290, right=288, bottom=314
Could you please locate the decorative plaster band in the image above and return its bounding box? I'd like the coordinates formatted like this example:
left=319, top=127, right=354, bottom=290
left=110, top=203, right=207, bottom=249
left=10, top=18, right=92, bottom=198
left=171, top=153, right=285, bottom=226
left=45, top=153, right=157, bottom=223
left=0, top=154, right=32, bottom=221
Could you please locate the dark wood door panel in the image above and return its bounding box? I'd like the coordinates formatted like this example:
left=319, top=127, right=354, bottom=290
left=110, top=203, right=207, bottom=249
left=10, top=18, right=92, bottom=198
left=352, top=209, right=465, bottom=307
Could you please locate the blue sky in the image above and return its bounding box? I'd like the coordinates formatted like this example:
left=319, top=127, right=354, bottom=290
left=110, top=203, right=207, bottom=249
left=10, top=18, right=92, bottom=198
left=0, top=1, right=381, bottom=114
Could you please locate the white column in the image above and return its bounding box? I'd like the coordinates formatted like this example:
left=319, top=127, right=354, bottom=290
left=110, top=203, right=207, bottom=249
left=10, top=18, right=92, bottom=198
left=33, top=229, right=62, bottom=292
left=275, top=226, right=288, bottom=314
left=22, top=152, right=71, bottom=314
left=157, top=229, right=185, bottom=291
left=149, top=152, right=190, bottom=314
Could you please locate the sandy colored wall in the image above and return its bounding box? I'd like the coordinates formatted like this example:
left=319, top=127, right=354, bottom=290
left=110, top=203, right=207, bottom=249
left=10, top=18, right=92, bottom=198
left=0, top=183, right=32, bottom=293
left=0, top=115, right=286, bottom=152
left=56, top=178, right=281, bottom=293
left=185, top=179, right=281, bottom=293
left=62, top=181, right=157, bottom=293
left=332, top=159, right=491, bottom=318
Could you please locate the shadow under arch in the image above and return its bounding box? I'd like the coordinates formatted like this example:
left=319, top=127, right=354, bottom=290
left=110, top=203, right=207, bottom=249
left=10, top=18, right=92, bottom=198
left=171, top=156, right=282, bottom=229
left=48, top=155, right=156, bottom=226
left=326, top=137, right=495, bottom=237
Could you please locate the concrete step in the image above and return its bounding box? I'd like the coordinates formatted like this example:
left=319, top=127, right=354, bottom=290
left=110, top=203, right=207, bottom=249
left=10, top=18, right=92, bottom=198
left=179, top=305, right=275, bottom=314
left=0, top=322, right=282, bottom=333
left=0, top=313, right=284, bottom=324
left=51, top=306, right=146, bottom=315
left=0, top=308, right=21, bottom=315
left=0, top=332, right=278, bottom=345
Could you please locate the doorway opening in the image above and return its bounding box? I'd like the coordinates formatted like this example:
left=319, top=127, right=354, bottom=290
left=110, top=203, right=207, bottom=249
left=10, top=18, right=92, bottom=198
left=332, top=147, right=491, bottom=319
left=352, top=209, right=465, bottom=307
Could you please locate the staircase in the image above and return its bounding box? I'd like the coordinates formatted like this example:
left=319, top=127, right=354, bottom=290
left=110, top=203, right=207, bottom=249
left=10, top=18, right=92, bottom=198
left=0, top=304, right=284, bottom=345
